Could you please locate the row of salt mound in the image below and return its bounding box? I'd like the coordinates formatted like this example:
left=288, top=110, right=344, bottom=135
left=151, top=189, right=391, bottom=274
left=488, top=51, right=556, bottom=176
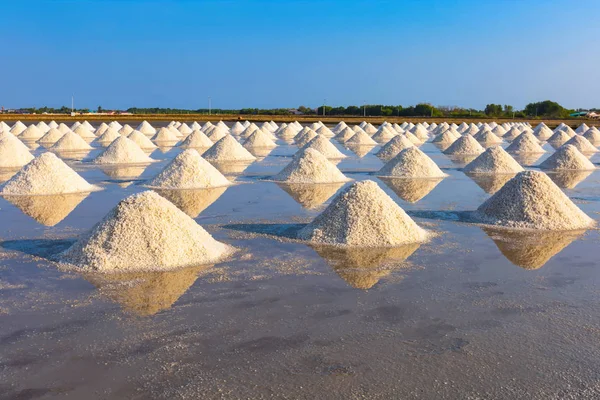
left=0, top=152, right=99, bottom=195
left=347, top=130, right=377, bottom=146
left=505, top=132, right=545, bottom=154
left=51, top=131, right=93, bottom=151
left=243, top=129, right=277, bottom=148
left=93, top=137, right=156, bottom=164
left=463, top=146, right=524, bottom=174
left=376, top=135, right=414, bottom=160
left=38, top=128, right=66, bottom=144
left=475, top=170, right=594, bottom=230
left=443, top=135, right=485, bottom=155
left=539, top=145, right=595, bottom=171
left=300, top=135, right=346, bottom=159
left=202, top=135, right=256, bottom=162
left=273, top=148, right=350, bottom=184
left=146, top=149, right=231, bottom=189
left=0, top=133, right=34, bottom=167
left=57, top=191, right=235, bottom=272
left=378, top=147, right=447, bottom=178
left=128, top=130, right=158, bottom=149
left=583, top=127, right=600, bottom=145
left=179, top=129, right=213, bottom=148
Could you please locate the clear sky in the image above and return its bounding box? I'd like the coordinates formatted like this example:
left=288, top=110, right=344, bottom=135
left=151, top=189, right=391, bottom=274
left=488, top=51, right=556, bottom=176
left=1, top=0, right=598, bottom=111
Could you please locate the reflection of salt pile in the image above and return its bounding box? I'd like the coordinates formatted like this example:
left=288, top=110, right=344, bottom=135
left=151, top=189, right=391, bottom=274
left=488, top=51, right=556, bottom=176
left=93, top=137, right=155, bottom=164
left=482, top=227, right=584, bottom=270
left=298, top=180, right=430, bottom=246
left=463, top=146, right=524, bottom=174
left=127, top=130, right=158, bottom=149
left=202, top=135, right=256, bottom=162
left=548, top=170, right=593, bottom=189
left=155, top=187, right=228, bottom=217
left=563, top=135, right=598, bottom=153
left=273, top=148, right=350, bottom=183
left=376, top=135, right=414, bottom=160
left=378, top=147, right=446, bottom=178
left=146, top=149, right=231, bottom=189
left=179, top=129, right=213, bottom=148
left=475, top=171, right=595, bottom=230
left=4, top=193, right=89, bottom=226
left=276, top=182, right=345, bottom=209
left=38, top=128, right=65, bottom=144
left=380, top=177, right=443, bottom=203
left=51, top=131, right=94, bottom=151
left=100, top=165, right=147, bottom=180
left=58, top=191, right=235, bottom=272
left=0, top=152, right=99, bottom=195
left=470, top=174, right=515, bottom=194
left=505, top=132, right=545, bottom=154
left=540, top=144, right=595, bottom=171
left=0, top=134, right=34, bottom=167
left=301, top=135, right=346, bottom=159
left=443, top=135, right=485, bottom=155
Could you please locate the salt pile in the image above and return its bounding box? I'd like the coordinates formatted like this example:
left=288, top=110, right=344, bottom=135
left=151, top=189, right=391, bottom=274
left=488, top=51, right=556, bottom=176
left=18, top=125, right=44, bottom=140
left=503, top=126, right=522, bottom=140
left=127, top=130, right=158, bottom=149
left=10, top=121, right=27, bottom=135
left=57, top=191, right=235, bottom=272
left=411, top=125, right=429, bottom=141
left=563, top=135, right=598, bottom=153
left=38, top=128, right=65, bottom=144
left=73, top=125, right=96, bottom=139
left=202, top=134, right=256, bottom=162
left=492, top=125, right=507, bottom=137
left=93, top=136, right=155, bottom=164
left=0, top=135, right=34, bottom=168
left=206, top=125, right=229, bottom=142
left=243, top=129, right=277, bottom=148
left=51, top=131, right=94, bottom=151
left=295, top=129, right=318, bottom=148
left=404, top=131, right=422, bottom=145
left=334, top=127, right=357, bottom=143
left=583, top=127, right=600, bottom=145
left=363, top=123, right=377, bottom=135
left=146, top=149, right=231, bottom=189
left=539, top=145, right=595, bottom=171
left=95, top=123, right=109, bottom=136
left=371, top=126, right=397, bottom=143
left=297, top=180, right=430, bottom=246
left=95, top=127, right=121, bottom=144
left=152, top=127, right=180, bottom=142
left=178, top=123, right=193, bottom=135
left=276, top=125, right=298, bottom=140
left=375, top=135, right=414, bottom=160
left=506, top=132, right=545, bottom=154
left=230, top=121, right=245, bottom=135
left=301, top=135, right=346, bottom=159
left=81, top=121, right=94, bottom=131
left=378, top=147, right=446, bottom=178
left=0, top=121, right=11, bottom=132
left=0, top=152, right=98, bottom=195
left=137, top=121, right=157, bottom=135
left=119, top=125, right=134, bottom=136
left=463, top=146, right=524, bottom=174
left=201, top=122, right=214, bottom=132
left=273, top=148, right=350, bottom=184
left=474, top=170, right=595, bottom=230
left=179, top=129, right=213, bottom=148
left=432, top=128, right=459, bottom=145
left=316, top=125, right=335, bottom=138
left=443, top=135, right=485, bottom=155
left=547, top=130, right=571, bottom=147
left=108, top=121, right=123, bottom=130
left=239, top=125, right=258, bottom=138
left=58, top=123, right=71, bottom=134
left=576, top=123, right=590, bottom=134
left=473, top=129, right=503, bottom=144
left=534, top=125, right=554, bottom=141
left=347, top=130, right=377, bottom=145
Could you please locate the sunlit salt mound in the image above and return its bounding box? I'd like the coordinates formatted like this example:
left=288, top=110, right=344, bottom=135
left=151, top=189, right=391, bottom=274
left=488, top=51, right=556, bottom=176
left=539, top=144, right=595, bottom=171
left=276, top=125, right=298, bottom=140
left=119, top=124, right=134, bottom=136
left=301, top=135, right=346, bottom=159
left=492, top=125, right=507, bottom=137
left=0, top=135, right=34, bottom=168
left=206, top=125, right=229, bottom=142
left=582, top=127, right=600, bottom=145
left=108, top=121, right=123, bottom=130
left=149, top=127, right=176, bottom=142
left=375, top=134, right=414, bottom=161
left=347, top=130, right=377, bottom=145
left=95, top=127, right=121, bottom=145
left=298, top=180, right=429, bottom=246
left=179, top=129, right=213, bottom=148
left=546, top=130, right=571, bottom=148
left=57, top=191, right=235, bottom=272
left=18, top=124, right=44, bottom=140
left=534, top=125, right=554, bottom=141
left=0, top=152, right=98, bottom=195
left=202, top=134, right=256, bottom=162
left=316, top=125, right=335, bottom=138
left=0, top=121, right=11, bottom=132
left=243, top=129, right=277, bottom=148
left=146, top=149, right=231, bottom=189
left=475, top=171, right=595, bottom=230
left=229, top=121, right=245, bottom=135
left=431, top=128, right=459, bottom=145
left=51, top=131, right=94, bottom=151
left=178, top=123, right=193, bottom=135
left=410, top=125, right=429, bottom=141
left=404, top=131, right=422, bottom=145
left=505, top=132, right=545, bottom=154
left=503, top=126, right=522, bottom=140
left=73, top=125, right=96, bottom=139
left=273, top=148, right=350, bottom=184
left=10, top=121, right=27, bottom=135
left=473, top=129, right=503, bottom=144
left=93, top=136, right=155, bottom=164
left=38, top=128, right=65, bottom=144
left=378, top=147, right=446, bottom=178
left=463, top=146, right=524, bottom=174
left=371, top=126, right=397, bottom=143
left=333, top=127, right=356, bottom=143
left=125, top=130, right=156, bottom=150
left=563, top=135, right=598, bottom=153
left=136, top=120, right=156, bottom=135
left=443, top=134, right=485, bottom=155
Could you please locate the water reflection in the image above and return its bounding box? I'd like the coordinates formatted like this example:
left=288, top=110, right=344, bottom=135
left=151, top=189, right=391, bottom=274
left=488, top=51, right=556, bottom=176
left=511, top=153, right=542, bottom=167
left=0, top=168, right=20, bottom=183
left=52, top=150, right=91, bottom=161
left=99, top=164, right=148, bottom=180
left=211, top=161, right=253, bottom=176
left=3, top=193, right=89, bottom=226
left=380, top=177, right=444, bottom=203
left=311, top=244, right=420, bottom=289
left=547, top=170, right=594, bottom=189
left=481, top=227, right=585, bottom=270
left=345, top=144, right=376, bottom=158
left=276, top=182, right=345, bottom=209
left=445, top=154, right=478, bottom=166
left=467, top=174, right=515, bottom=194
left=154, top=187, right=228, bottom=217
left=246, top=147, right=274, bottom=159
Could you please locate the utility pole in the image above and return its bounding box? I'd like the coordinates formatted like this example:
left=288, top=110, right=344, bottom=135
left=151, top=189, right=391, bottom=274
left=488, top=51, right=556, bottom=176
left=71, top=94, right=74, bottom=116
left=208, top=97, right=211, bottom=115
left=323, top=99, right=326, bottom=116
left=363, top=101, right=366, bottom=117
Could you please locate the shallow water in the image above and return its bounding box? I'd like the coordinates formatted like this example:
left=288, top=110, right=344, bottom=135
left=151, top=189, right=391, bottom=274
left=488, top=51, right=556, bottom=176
left=2, top=135, right=600, bottom=399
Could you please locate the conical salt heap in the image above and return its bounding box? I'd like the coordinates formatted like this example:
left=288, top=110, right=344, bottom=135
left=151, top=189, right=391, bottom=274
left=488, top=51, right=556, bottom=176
left=492, top=125, right=507, bottom=137
left=378, top=147, right=446, bottom=178
left=539, top=144, right=595, bottom=171
left=152, top=127, right=179, bottom=142
left=298, top=180, right=430, bottom=246
left=582, top=127, right=600, bottom=145
left=179, top=129, right=213, bottom=148
left=276, top=125, right=298, bottom=140
left=503, top=126, right=522, bottom=140
left=506, top=132, right=545, bottom=154
left=18, top=124, right=44, bottom=140
left=206, top=125, right=229, bottom=142
left=404, top=131, right=422, bottom=145
left=243, top=129, right=277, bottom=148
left=10, top=121, right=27, bottom=135
left=475, top=170, right=595, bottom=230
left=0, top=152, right=99, bottom=195
left=36, top=121, right=50, bottom=133
left=371, top=126, right=397, bottom=144
left=443, top=134, right=485, bottom=155
left=38, top=128, right=65, bottom=144
left=0, top=121, right=12, bottom=132
left=51, top=131, right=94, bottom=151
left=178, top=123, right=193, bottom=135
left=146, top=149, right=231, bottom=189
left=334, top=127, right=357, bottom=143
left=534, top=125, right=554, bottom=141
left=95, top=127, right=121, bottom=145
left=73, top=125, right=96, bottom=139
left=347, top=130, right=377, bottom=145
left=202, top=134, right=256, bottom=162
left=473, top=128, right=503, bottom=144
left=229, top=121, right=245, bottom=135
left=363, top=123, right=377, bottom=135
left=93, top=136, right=155, bottom=164
left=136, top=121, right=156, bottom=135
left=557, top=125, right=576, bottom=137
left=295, top=129, right=318, bottom=148
left=95, top=123, right=109, bottom=136
left=108, top=121, right=123, bottom=130
left=576, top=123, right=590, bottom=134
left=410, top=125, right=429, bottom=141
left=432, top=128, right=460, bottom=145
left=119, top=125, right=134, bottom=136
left=316, top=125, right=335, bottom=138
left=563, top=135, right=598, bottom=153
left=375, top=135, right=414, bottom=161
left=547, top=130, right=571, bottom=147
left=57, top=123, right=71, bottom=134
left=0, top=135, right=34, bottom=168
left=301, top=135, right=347, bottom=159
left=127, top=130, right=158, bottom=149
left=463, top=146, right=524, bottom=174
left=273, top=148, right=350, bottom=184
left=57, top=191, right=235, bottom=272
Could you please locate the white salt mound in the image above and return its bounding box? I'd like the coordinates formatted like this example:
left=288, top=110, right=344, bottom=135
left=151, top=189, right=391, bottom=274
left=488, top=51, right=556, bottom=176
left=152, top=127, right=180, bottom=142
left=371, top=127, right=397, bottom=143
left=378, top=147, right=446, bottom=178
left=0, top=152, right=99, bottom=195
left=432, top=128, right=459, bottom=144
left=119, top=125, right=134, bottom=136
left=57, top=191, right=235, bottom=272
left=179, top=129, right=213, bottom=148
left=18, top=125, right=44, bottom=140
left=443, top=135, right=485, bottom=155
left=475, top=171, right=595, bottom=230
left=463, top=146, right=524, bottom=174
left=0, top=135, right=34, bottom=168
left=297, top=180, right=430, bottom=246
left=539, top=145, right=596, bottom=171
left=95, top=127, right=121, bottom=144
left=127, top=130, right=158, bottom=149
left=347, top=130, right=377, bottom=145
left=506, top=132, right=545, bottom=154
left=547, top=130, right=571, bottom=147
left=473, top=129, right=503, bottom=144
left=243, top=129, right=277, bottom=148
left=146, top=149, right=231, bottom=189
left=582, top=127, right=600, bottom=145
left=73, top=125, right=96, bottom=139
left=136, top=121, right=157, bottom=135
left=206, top=125, right=229, bottom=142
left=10, top=121, right=27, bottom=135
left=93, top=136, right=155, bottom=164
left=202, top=135, right=256, bottom=162
left=563, top=135, right=598, bottom=153
left=301, top=135, right=346, bottom=159
left=273, top=148, right=350, bottom=184
left=295, top=129, right=318, bottom=148
left=334, top=127, right=357, bottom=143
left=38, top=128, right=65, bottom=144
left=376, top=135, right=414, bottom=160
left=51, top=131, right=94, bottom=151
left=57, top=123, right=71, bottom=134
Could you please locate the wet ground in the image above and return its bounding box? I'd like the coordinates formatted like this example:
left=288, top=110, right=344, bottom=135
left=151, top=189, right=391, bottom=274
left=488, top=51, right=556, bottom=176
left=2, top=134, right=600, bottom=399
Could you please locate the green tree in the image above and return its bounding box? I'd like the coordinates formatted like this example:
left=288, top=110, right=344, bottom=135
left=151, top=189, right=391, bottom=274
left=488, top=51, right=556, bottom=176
left=484, top=104, right=503, bottom=116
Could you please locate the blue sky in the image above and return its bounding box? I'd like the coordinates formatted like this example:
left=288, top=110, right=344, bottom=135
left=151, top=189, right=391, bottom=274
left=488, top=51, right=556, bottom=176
left=1, top=0, right=598, bottom=110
